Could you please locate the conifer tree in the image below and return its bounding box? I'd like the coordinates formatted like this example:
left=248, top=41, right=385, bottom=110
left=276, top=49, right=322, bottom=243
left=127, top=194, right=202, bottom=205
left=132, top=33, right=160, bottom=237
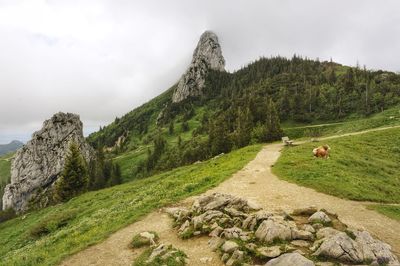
left=209, top=115, right=232, bottom=155
left=92, top=147, right=107, bottom=190
left=55, top=142, right=89, bottom=202
left=109, top=163, right=122, bottom=186
left=181, top=121, right=189, bottom=132
left=234, top=106, right=252, bottom=148
left=168, top=121, right=174, bottom=135
left=265, top=99, right=283, bottom=141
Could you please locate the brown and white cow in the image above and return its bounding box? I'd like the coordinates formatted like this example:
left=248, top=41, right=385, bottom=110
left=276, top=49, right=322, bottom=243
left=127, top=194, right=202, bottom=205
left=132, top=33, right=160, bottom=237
left=313, top=144, right=330, bottom=159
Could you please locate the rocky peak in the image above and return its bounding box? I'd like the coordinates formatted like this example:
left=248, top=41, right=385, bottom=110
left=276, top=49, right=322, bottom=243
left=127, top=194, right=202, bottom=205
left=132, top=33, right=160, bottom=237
left=172, top=31, right=225, bottom=103
left=2, top=112, right=94, bottom=212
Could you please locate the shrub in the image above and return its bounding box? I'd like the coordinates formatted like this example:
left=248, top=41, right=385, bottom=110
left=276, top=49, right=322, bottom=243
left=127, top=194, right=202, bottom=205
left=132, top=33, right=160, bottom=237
left=28, top=210, right=77, bottom=239
left=0, top=208, right=16, bottom=223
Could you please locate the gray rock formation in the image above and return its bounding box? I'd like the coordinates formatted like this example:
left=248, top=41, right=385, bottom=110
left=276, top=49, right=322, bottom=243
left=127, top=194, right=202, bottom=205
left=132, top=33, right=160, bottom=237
left=2, top=112, right=94, bottom=212
left=313, top=230, right=399, bottom=265
left=172, top=31, right=225, bottom=103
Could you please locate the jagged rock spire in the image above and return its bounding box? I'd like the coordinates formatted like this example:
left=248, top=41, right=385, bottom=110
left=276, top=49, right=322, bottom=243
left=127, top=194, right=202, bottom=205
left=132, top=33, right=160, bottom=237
left=172, top=31, right=225, bottom=103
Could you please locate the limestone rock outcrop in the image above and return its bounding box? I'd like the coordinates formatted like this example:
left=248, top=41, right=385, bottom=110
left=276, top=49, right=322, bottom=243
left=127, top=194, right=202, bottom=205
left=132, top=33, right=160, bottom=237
left=2, top=112, right=94, bottom=212
left=172, top=31, right=225, bottom=103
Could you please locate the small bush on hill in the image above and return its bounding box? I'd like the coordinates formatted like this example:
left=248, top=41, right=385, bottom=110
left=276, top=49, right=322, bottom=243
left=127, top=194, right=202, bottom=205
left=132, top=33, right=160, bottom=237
left=0, top=208, right=16, bottom=224
left=28, top=210, right=77, bottom=239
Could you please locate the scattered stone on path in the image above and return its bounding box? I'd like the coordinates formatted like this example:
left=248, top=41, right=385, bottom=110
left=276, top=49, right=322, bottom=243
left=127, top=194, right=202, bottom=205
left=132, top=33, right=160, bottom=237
left=164, top=193, right=398, bottom=266
left=222, top=240, right=239, bottom=253
left=199, top=256, right=213, bottom=264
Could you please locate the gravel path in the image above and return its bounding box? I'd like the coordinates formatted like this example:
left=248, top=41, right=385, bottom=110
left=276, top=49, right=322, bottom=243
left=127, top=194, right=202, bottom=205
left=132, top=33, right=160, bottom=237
left=61, top=127, right=400, bottom=265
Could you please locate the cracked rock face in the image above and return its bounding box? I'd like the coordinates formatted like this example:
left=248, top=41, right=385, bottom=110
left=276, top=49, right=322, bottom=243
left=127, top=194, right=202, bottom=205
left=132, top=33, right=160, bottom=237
left=2, top=112, right=94, bottom=212
left=313, top=230, right=399, bottom=265
left=172, top=31, right=225, bottom=103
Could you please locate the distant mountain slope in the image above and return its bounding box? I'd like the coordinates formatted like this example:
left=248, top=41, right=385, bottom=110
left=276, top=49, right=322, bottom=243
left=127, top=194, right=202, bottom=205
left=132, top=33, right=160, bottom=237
left=88, top=31, right=400, bottom=182
left=0, top=140, right=23, bottom=156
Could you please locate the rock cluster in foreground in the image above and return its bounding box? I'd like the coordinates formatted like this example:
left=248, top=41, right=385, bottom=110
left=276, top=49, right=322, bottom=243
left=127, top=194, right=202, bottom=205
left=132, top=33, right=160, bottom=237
left=166, top=193, right=399, bottom=266
left=2, top=112, right=94, bottom=212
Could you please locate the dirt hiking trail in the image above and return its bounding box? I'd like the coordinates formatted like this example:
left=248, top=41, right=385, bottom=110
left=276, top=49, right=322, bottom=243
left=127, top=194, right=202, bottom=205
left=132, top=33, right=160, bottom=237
left=61, top=126, right=400, bottom=266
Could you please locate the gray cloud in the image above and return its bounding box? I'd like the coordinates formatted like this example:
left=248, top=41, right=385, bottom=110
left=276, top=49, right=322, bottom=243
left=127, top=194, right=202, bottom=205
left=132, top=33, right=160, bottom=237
left=0, top=0, right=399, bottom=143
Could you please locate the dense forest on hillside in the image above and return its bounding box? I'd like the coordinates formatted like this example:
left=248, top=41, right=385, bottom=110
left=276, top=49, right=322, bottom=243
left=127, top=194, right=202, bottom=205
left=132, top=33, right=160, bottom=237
left=88, top=56, right=400, bottom=179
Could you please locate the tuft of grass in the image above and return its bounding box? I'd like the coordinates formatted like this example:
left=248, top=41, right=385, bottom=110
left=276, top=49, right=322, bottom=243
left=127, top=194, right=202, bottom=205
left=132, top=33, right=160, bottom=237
left=0, top=144, right=261, bottom=266
left=133, top=245, right=187, bottom=266
left=179, top=227, right=195, bottom=240
left=367, top=204, right=400, bottom=221
left=0, top=152, right=13, bottom=183
left=28, top=210, right=77, bottom=239
left=0, top=208, right=17, bottom=224
left=274, top=127, right=400, bottom=203
left=0, top=152, right=13, bottom=209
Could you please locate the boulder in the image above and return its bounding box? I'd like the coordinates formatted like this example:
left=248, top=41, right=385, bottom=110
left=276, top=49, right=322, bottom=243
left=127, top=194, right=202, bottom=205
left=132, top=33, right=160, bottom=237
left=2, top=112, right=94, bottom=212
left=308, top=211, right=331, bottom=224
left=316, top=227, right=341, bottom=239
left=301, top=224, right=316, bottom=233
left=292, top=206, right=318, bottom=216
left=226, top=249, right=244, bottom=266
left=257, top=246, right=282, bottom=258
left=354, top=230, right=399, bottom=265
left=221, top=226, right=250, bottom=241
left=192, top=193, right=259, bottom=213
left=313, top=232, right=366, bottom=263
left=208, top=237, right=224, bottom=251
left=165, top=207, right=190, bottom=222
left=265, top=252, right=315, bottom=266
left=255, top=216, right=297, bottom=243
left=292, top=229, right=314, bottom=241
left=222, top=240, right=239, bottom=253
left=147, top=244, right=168, bottom=262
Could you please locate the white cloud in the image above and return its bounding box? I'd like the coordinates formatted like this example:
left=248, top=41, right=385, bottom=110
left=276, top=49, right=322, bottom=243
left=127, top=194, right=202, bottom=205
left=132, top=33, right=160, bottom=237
left=0, top=0, right=399, bottom=143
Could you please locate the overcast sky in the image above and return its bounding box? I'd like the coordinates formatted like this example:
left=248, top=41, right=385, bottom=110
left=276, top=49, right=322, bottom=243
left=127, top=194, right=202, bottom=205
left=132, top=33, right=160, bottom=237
left=1, top=0, right=399, bottom=144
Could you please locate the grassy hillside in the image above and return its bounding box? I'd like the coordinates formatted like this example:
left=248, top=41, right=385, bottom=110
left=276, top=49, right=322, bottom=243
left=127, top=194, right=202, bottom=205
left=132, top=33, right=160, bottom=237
left=283, top=106, right=400, bottom=139
left=0, top=153, right=12, bottom=183
left=367, top=204, right=400, bottom=221
left=87, top=56, right=400, bottom=184
left=0, top=144, right=262, bottom=266
left=111, top=105, right=207, bottom=181
left=0, top=153, right=13, bottom=209
left=273, top=127, right=400, bottom=203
